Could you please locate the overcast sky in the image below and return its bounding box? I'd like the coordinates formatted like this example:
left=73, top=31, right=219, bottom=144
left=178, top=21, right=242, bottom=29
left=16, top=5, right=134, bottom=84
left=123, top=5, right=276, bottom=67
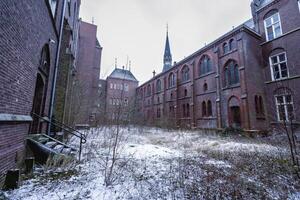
left=79, top=0, right=253, bottom=84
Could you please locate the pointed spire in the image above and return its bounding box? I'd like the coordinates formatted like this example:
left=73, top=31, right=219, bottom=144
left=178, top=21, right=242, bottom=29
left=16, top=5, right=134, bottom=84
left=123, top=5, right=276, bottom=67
left=162, top=24, right=172, bottom=72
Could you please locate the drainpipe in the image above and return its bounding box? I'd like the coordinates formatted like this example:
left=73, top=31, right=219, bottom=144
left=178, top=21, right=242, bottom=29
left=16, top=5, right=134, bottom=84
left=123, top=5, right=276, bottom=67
left=48, top=0, right=67, bottom=135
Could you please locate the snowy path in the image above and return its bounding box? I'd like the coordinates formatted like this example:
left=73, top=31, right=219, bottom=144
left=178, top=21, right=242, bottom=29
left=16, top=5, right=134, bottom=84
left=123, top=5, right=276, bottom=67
left=3, top=127, right=299, bottom=200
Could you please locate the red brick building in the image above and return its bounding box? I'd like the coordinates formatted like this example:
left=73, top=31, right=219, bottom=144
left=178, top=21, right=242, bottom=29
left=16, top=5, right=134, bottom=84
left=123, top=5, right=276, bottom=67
left=71, top=21, right=102, bottom=125
left=0, top=0, right=80, bottom=186
left=136, top=0, right=300, bottom=131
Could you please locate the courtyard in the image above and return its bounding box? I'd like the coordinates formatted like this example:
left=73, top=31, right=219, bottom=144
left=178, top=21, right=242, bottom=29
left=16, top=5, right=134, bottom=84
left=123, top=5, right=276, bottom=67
left=3, top=126, right=300, bottom=200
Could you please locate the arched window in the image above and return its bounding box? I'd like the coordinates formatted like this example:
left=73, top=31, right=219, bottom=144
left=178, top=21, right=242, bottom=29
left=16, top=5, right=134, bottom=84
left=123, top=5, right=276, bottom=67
left=168, top=73, right=175, bottom=88
left=170, top=92, right=173, bottom=100
left=224, top=60, right=239, bottom=87
left=223, top=43, right=229, bottom=54
left=182, top=104, right=186, bottom=117
left=184, top=89, right=188, bottom=97
left=207, top=100, right=212, bottom=116
left=156, top=79, right=162, bottom=92
left=181, top=66, right=190, bottom=82
left=199, top=55, right=212, bottom=75
left=229, top=39, right=235, bottom=50
left=202, top=101, right=207, bottom=117
left=203, top=83, right=208, bottom=92
left=147, top=84, right=151, bottom=96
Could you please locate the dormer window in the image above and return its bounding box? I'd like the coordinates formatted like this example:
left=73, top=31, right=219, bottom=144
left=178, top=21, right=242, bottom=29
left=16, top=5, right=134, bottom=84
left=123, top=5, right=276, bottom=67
left=49, top=0, right=57, bottom=16
left=264, top=12, right=282, bottom=41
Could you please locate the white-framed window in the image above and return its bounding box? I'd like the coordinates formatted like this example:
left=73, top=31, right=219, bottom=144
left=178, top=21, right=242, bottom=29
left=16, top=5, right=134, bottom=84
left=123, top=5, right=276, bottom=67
left=269, top=52, right=289, bottom=80
left=264, top=12, right=282, bottom=41
left=49, top=0, right=57, bottom=16
left=275, top=94, right=294, bottom=121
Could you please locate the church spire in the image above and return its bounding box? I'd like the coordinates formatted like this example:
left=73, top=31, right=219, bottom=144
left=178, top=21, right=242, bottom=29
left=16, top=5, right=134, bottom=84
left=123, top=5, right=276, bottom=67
left=162, top=24, right=172, bottom=72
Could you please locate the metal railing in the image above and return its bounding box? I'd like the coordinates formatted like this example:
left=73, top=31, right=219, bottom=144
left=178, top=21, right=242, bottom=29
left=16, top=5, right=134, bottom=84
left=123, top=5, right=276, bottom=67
left=31, top=112, right=87, bottom=161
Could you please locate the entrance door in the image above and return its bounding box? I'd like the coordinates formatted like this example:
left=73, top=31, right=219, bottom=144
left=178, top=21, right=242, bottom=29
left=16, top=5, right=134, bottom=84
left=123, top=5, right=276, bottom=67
left=230, top=106, right=241, bottom=128
left=29, top=74, right=46, bottom=134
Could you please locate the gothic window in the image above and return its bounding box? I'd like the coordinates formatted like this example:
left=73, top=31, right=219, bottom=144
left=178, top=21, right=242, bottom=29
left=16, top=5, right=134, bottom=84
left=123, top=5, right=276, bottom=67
left=181, top=66, right=190, bottom=82
left=202, top=101, right=207, bottom=117
left=156, top=79, right=162, bottom=92
left=275, top=93, right=294, bottom=121
left=184, top=89, right=188, bottom=97
left=49, top=0, right=57, bottom=16
left=224, top=60, right=239, bottom=87
left=203, top=83, right=208, bottom=92
left=199, top=55, right=212, bottom=75
left=147, top=84, right=151, bottom=96
left=229, top=39, right=235, bottom=50
left=168, top=73, right=175, bottom=88
left=223, top=43, right=229, bottom=54
left=182, top=104, right=186, bottom=117
left=270, top=52, right=288, bottom=80
left=264, top=12, right=282, bottom=41
left=207, top=100, right=212, bottom=116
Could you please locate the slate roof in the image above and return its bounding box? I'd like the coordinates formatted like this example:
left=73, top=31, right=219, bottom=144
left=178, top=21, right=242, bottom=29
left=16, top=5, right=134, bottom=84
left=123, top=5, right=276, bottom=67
left=108, top=68, right=138, bottom=82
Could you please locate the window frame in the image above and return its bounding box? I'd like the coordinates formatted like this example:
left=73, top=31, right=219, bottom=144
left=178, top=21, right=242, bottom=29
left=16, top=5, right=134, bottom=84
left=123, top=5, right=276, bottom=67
left=264, top=12, right=283, bottom=41
left=199, top=55, right=212, bottom=76
left=275, top=94, right=295, bottom=122
left=181, top=66, right=190, bottom=82
left=269, top=52, right=289, bottom=81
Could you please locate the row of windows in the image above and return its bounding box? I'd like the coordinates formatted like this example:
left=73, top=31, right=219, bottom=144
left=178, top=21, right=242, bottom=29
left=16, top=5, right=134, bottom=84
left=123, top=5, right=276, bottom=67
left=223, top=39, right=236, bottom=55
left=110, top=83, right=129, bottom=91
left=109, top=98, right=128, bottom=106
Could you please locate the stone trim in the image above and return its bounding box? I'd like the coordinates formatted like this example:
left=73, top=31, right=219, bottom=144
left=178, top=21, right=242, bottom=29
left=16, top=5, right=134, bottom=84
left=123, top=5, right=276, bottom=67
left=0, top=114, right=32, bottom=122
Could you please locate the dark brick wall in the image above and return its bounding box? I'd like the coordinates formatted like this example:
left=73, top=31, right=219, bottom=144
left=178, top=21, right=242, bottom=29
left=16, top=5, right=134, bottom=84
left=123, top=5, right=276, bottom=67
left=0, top=0, right=63, bottom=186
left=74, top=21, right=102, bottom=124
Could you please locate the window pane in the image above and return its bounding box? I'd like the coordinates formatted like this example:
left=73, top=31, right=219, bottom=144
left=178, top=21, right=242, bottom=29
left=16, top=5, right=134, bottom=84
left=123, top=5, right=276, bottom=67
left=271, top=56, right=278, bottom=64
left=278, top=105, right=286, bottom=121
left=267, top=27, right=274, bottom=40
left=287, top=104, right=294, bottom=120
left=272, top=13, right=279, bottom=23
left=286, top=95, right=292, bottom=103
left=277, top=96, right=284, bottom=104
left=274, top=24, right=282, bottom=37
left=279, top=54, right=285, bottom=62
left=265, top=18, right=272, bottom=26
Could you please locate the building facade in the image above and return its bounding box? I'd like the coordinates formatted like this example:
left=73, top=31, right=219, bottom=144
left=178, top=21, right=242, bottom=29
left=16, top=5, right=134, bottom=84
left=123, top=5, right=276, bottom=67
left=136, top=0, right=300, bottom=132
left=0, top=0, right=81, bottom=186
left=105, top=67, right=139, bottom=123
left=72, top=21, right=102, bottom=126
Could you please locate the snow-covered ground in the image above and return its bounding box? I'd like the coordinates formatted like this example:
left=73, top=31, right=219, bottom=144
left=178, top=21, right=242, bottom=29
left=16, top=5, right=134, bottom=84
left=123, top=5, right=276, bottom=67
left=3, top=126, right=300, bottom=200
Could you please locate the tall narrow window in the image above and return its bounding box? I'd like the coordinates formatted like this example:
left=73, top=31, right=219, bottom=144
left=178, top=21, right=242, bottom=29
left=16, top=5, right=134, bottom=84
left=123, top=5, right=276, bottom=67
left=203, top=83, right=208, bottom=92
left=156, top=79, right=162, bottom=92
left=181, top=66, right=190, bottom=82
left=223, top=43, right=229, bottom=54
left=199, top=55, right=212, bottom=75
left=202, top=101, right=207, bottom=117
left=147, top=84, right=151, bottom=96
left=169, top=73, right=175, bottom=88
left=229, top=39, right=235, bottom=50
left=224, top=61, right=239, bottom=87
left=275, top=94, right=294, bottom=121
left=270, top=52, right=288, bottom=80
left=207, top=100, right=212, bottom=116
left=182, top=104, right=186, bottom=117
left=264, top=12, right=282, bottom=41
left=187, top=104, right=190, bottom=117
left=184, top=89, right=188, bottom=97
left=157, top=108, right=161, bottom=118
left=255, top=95, right=265, bottom=116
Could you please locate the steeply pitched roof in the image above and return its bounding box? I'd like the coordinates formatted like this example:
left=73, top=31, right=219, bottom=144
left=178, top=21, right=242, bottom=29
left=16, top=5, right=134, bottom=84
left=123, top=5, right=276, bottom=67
left=108, top=68, right=138, bottom=82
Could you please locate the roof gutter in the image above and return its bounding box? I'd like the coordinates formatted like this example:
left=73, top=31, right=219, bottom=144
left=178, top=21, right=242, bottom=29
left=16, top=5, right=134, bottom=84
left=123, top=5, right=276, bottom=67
left=48, top=0, right=67, bottom=135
